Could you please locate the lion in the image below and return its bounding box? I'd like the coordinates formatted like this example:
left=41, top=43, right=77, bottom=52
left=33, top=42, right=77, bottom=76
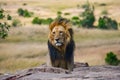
left=47, top=18, right=75, bottom=71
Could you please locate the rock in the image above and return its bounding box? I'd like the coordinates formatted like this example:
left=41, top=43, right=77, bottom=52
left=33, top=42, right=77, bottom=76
left=74, top=62, right=89, bottom=68
left=1, top=63, right=120, bottom=80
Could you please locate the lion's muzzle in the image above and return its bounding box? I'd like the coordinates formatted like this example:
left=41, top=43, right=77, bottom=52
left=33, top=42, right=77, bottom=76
left=54, top=38, right=63, bottom=46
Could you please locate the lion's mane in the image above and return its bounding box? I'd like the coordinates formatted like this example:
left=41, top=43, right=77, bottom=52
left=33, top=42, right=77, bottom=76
left=48, top=18, right=75, bottom=71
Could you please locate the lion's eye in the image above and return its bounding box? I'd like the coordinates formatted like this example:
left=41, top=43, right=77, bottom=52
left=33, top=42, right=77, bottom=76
left=59, top=31, right=63, bottom=35
left=52, top=32, right=55, bottom=34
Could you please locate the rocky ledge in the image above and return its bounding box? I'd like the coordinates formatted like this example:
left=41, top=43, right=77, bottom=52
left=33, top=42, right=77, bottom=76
left=0, top=63, right=120, bottom=80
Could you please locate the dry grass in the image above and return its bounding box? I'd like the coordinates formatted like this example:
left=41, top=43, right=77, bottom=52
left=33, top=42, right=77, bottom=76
left=0, top=26, right=120, bottom=73
left=75, top=44, right=120, bottom=66
left=0, top=0, right=120, bottom=73
left=0, top=42, right=47, bottom=73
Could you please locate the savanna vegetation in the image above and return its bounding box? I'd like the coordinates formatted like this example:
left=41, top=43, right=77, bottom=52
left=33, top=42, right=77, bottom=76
left=105, top=52, right=120, bottom=66
left=0, top=0, right=120, bottom=73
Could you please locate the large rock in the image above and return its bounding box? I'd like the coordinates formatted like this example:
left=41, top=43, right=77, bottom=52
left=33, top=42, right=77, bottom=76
left=0, top=63, right=120, bottom=80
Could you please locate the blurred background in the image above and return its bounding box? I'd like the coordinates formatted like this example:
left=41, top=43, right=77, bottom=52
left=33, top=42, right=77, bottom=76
left=0, top=0, right=120, bottom=73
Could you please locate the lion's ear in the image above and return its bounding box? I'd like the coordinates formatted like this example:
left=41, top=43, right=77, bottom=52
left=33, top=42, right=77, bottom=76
left=49, top=21, right=56, bottom=31
left=66, top=30, right=71, bottom=42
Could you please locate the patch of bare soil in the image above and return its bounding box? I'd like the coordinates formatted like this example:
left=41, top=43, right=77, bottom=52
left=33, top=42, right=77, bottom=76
left=0, top=63, right=120, bottom=80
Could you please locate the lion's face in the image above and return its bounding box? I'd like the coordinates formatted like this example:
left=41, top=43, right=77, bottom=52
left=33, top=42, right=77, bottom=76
left=49, top=25, right=70, bottom=47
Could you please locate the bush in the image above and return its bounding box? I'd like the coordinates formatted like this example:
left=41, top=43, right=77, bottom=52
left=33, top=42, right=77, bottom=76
left=57, top=11, right=62, bottom=18
left=7, top=14, right=12, bottom=20
left=98, top=16, right=118, bottom=30
left=0, top=22, right=10, bottom=39
left=32, top=17, right=53, bottom=25
left=42, top=18, right=53, bottom=25
left=23, top=10, right=32, bottom=17
left=0, top=8, right=5, bottom=19
left=32, top=17, right=42, bottom=25
left=23, top=3, right=27, bottom=6
left=17, top=8, right=33, bottom=17
left=99, top=3, right=107, bottom=6
left=12, top=19, right=21, bottom=27
left=105, top=52, right=119, bottom=66
left=71, top=16, right=80, bottom=26
left=18, top=8, right=24, bottom=16
left=80, top=2, right=95, bottom=28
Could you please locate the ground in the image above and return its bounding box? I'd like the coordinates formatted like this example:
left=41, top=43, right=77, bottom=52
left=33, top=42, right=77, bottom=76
left=0, top=63, right=120, bottom=80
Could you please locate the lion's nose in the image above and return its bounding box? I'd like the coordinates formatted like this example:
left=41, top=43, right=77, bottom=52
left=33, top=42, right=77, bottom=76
left=55, top=38, right=59, bottom=42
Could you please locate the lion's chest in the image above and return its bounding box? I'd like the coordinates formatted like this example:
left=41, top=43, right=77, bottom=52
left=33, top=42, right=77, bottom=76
left=52, top=50, right=68, bottom=68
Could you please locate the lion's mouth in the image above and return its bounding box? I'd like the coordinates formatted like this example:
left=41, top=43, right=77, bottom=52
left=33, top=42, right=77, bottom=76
left=55, top=42, right=62, bottom=46
left=54, top=39, right=64, bottom=46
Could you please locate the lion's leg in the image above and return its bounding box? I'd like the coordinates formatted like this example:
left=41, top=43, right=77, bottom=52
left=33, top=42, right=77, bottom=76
left=66, top=57, right=74, bottom=71
left=67, top=61, right=73, bottom=71
left=46, top=53, right=52, bottom=67
left=60, top=59, right=67, bottom=69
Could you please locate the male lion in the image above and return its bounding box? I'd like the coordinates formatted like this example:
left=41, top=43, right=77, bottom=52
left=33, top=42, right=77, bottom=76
left=47, top=18, right=75, bottom=71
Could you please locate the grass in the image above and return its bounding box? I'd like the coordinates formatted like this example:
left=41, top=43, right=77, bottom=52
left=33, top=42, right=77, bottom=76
left=74, top=28, right=120, bottom=43
left=0, top=25, right=48, bottom=43
left=0, top=58, right=45, bottom=73
left=0, top=41, right=47, bottom=73
left=0, top=26, right=120, bottom=73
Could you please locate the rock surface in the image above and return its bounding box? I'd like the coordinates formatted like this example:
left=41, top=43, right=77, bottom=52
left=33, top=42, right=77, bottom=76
left=0, top=63, right=120, bottom=80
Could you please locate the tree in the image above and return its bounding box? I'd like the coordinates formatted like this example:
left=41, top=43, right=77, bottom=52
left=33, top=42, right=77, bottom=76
left=80, top=1, right=95, bottom=28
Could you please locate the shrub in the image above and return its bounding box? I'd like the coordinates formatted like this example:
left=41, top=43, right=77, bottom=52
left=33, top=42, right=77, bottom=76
left=18, top=8, right=24, bottom=16
left=41, top=18, right=53, bottom=25
left=17, top=8, right=33, bottom=17
left=57, top=11, right=62, bottom=18
left=32, top=17, right=53, bottom=25
left=99, top=3, right=107, bottom=6
left=71, top=16, right=80, bottom=26
left=72, top=16, right=79, bottom=20
left=12, top=19, right=21, bottom=27
left=32, top=17, right=42, bottom=25
left=57, top=11, right=62, bottom=16
left=0, top=8, right=5, bottom=19
left=23, top=10, right=32, bottom=17
left=105, top=52, right=119, bottom=66
left=23, top=3, right=27, bottom=6
left=80, top=2, right=95, bottom=28
left=46, top=18, right=53, bottom=24
left=98, top=16, right=118, bottom=30
left=7, top=14, right=12, bottom=20
left=0, top=22, right=10, bottom=39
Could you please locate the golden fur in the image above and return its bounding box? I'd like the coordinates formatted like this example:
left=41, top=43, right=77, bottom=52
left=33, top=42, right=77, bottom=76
left=48, top=18, right=72, bottom=51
